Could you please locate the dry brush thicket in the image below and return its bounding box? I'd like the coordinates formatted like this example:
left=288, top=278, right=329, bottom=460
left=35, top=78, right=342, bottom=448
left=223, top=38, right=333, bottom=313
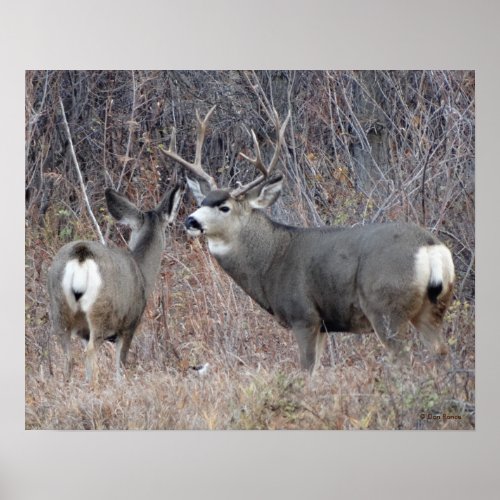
left=25, top=70, right=475, bottom=430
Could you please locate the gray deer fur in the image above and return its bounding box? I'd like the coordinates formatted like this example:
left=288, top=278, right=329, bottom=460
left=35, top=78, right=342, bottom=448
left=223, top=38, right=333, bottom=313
left=48, top=185, right=182, bottom=381
left=162, top=107, right=455, bottom=372
left=184, top=176, right=455, bottom=372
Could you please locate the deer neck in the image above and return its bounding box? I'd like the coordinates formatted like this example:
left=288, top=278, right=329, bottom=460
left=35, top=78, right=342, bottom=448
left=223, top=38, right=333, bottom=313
left=209, top=211, right=292, bottom=310
left=129, top=222, right=165, bottom=298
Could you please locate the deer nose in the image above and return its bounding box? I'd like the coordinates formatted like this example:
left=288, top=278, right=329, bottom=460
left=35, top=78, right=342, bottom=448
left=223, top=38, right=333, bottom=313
left=185, top=216, right=202, bottom=231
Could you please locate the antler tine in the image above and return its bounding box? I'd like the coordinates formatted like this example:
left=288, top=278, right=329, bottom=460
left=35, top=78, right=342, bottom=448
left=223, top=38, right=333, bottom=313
left=239, top=130, right=268, bottom=178
left=162, top=105, right=218, bottom=191
left=194, top=105, right=216, bottom=167
left=168, top=125, right=177, bottom=154
left=232, top=108, right=291, bottom=197
left=266, top=108, right=291, bottom=177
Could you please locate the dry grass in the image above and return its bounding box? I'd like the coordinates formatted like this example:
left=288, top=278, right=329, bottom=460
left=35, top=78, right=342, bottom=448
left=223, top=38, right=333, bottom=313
left=25, top=235, right=475, bottom=430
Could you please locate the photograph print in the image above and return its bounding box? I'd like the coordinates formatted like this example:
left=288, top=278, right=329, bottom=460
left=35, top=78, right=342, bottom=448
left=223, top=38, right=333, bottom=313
left=25, top=70, right=475, bottom=430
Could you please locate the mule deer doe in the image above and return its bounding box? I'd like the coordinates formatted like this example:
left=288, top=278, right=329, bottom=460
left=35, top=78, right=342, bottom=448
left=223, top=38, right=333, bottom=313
left=47, top=185, right=182, bottom=381
left=163, top=107, right=455, bottom=372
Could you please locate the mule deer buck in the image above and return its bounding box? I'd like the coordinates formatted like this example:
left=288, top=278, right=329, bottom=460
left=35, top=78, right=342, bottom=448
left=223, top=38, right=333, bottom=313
left=47, top=185, right=182, bottom=381
left=163, top=107, right=454, bottom=372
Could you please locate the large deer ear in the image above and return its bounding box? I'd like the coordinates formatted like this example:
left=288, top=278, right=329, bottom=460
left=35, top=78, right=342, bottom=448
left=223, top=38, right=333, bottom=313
left=155, top=184, right=183, bottom=223
left=247, top=175, right=283, bottom=209
left=186, top=176, right=210, bottom=206
left=105, top=189, right=143, bottom=229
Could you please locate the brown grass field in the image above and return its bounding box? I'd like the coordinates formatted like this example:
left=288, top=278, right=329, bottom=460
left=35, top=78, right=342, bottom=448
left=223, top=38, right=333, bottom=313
left=25, top=230, right=475, bottom=430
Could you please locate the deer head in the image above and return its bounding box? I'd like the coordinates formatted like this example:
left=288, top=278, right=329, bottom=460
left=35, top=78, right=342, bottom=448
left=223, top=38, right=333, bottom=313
left=162, top=106, right=290, bottom=251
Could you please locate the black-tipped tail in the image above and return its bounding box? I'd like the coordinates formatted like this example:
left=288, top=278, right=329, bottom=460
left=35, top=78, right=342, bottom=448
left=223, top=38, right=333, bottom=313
left=427, top=283, right=443, bottom=304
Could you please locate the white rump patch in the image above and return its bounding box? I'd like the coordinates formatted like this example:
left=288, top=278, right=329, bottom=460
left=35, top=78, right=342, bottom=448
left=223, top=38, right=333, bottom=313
left=62, top=258, right=102, bottom=313
left=414, top=245, right=454, bottom=294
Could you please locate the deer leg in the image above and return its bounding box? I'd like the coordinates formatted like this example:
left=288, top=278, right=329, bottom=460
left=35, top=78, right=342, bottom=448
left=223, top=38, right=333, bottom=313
left=359, top=293, right=411, bottom=360
left=365, top=311, right=409, bottom=361
left=115, top=330, right=134, bottom=380
left=315, top=330, right=328, bottom=366
left=50, top=306, right=73, bottom=381
left=60, top=330, right=72, bottom=382
left=412, top=302, right=449, bottom=357
left=115, top=337, right=124, bottom=381
left=85, top=327, right=104, bottom=384
left=292, top=323, right=323, bottom=372
left=119, top=331, right=134, bottom=366
left=84, top=338, right=96, bottom=383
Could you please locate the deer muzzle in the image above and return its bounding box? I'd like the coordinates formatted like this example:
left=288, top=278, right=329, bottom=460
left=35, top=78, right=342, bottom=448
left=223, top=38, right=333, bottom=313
left=185, top=215, right=203, bottom=235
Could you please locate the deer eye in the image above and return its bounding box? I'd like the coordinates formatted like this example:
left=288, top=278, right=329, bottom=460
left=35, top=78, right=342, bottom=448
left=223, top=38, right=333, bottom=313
left=219, top=206, right=230, bottom=213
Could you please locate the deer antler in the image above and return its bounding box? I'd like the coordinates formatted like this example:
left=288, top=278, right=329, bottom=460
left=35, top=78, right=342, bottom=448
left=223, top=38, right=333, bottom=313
left=232, top=108, right=291, bottom=197
left=162, top=105, right=218, bottom=191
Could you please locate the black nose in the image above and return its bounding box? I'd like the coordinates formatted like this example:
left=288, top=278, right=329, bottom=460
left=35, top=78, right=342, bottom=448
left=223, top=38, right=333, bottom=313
left=185, top=216, right=202, bottom=231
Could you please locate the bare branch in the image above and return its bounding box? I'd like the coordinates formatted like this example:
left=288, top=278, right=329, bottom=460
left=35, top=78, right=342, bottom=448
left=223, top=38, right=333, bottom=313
left=59, top=95, right=105, bottom=245
left=117, top=70, right=137, bottom=191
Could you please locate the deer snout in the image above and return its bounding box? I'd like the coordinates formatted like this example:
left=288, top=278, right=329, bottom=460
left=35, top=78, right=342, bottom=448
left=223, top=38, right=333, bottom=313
left=185, top=216, right=203, bottom=234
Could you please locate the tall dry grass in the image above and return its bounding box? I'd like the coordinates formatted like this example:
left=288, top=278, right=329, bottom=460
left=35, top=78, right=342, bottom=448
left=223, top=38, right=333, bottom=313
left=26, top=233, right=474, bottom=430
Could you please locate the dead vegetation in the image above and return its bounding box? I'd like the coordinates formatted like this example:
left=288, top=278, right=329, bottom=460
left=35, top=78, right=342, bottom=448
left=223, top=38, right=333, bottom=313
left=25, top=70, right=475, bottom=429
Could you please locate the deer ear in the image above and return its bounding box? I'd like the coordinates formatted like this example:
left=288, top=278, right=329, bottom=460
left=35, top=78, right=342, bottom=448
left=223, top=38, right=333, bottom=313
left=156, top=184, right=183, bottom=223
left=105, top=189, right=143, bottom=229
left=186, top=177, right=210, bottom=206
left=248, top=176, right=283, bottom=209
